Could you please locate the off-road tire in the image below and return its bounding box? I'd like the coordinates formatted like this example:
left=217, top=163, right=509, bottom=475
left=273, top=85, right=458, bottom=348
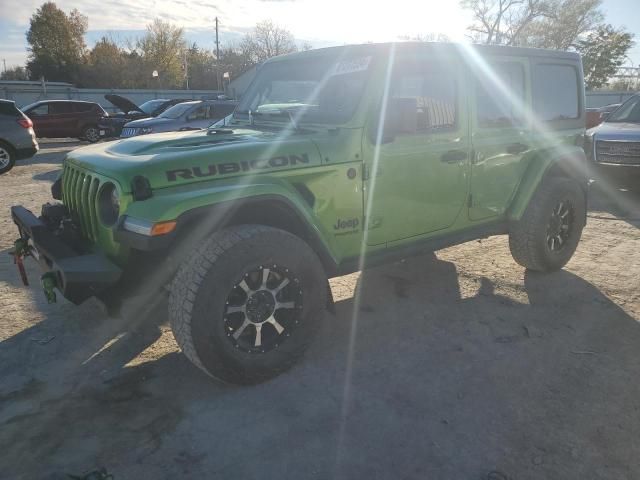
left=82, top=125, right=100, bottom=143
left=0, top=141, right=16, bottom=174
left=509, top=177, right=585, bottom=272
left=169, top=225, right=327, bottom=384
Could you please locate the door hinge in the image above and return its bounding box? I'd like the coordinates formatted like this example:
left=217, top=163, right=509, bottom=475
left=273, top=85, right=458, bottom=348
left=362, top=165, right=370, bottom=180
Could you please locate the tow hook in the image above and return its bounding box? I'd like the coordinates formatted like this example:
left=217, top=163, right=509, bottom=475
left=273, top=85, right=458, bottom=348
left=41, top=272, right=58, bottom=304
left=9, top=238, right=30, bottom=286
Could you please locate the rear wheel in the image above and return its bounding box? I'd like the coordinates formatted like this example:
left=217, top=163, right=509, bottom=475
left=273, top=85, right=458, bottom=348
left=509, top=177, right=586, bottom=272
left=83, top=125, right=100, bottom=143
left=169, top=225, right=327, bottom=384
left=0, top=142, right=15, bottom=174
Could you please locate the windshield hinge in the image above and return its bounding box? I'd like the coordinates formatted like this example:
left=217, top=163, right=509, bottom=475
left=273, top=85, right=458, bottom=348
left=362, top=165, right=370, bottom=180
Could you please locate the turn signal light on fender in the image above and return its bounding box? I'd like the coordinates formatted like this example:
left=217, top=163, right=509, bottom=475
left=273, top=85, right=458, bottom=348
left=150, top=221, right=177, bottom=236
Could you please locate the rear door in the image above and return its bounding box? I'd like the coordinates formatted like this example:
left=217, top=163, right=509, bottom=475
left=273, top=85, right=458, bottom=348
left=48, top=102, right=75, bottom=137
left=469, top=57, right=531, bottom=220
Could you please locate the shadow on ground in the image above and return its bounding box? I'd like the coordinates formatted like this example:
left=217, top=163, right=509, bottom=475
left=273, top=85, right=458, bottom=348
left=1, top=253, right=639, bottom=479
left=589, top=169, right=640, bottom=229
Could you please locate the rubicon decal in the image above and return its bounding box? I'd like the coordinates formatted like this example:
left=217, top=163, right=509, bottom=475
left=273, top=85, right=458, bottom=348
left=166, top=153, right=309, bottom=181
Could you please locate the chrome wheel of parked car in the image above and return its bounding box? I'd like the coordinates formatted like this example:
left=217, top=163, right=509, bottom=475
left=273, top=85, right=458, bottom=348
left=0, top=143, right=15, bottom=174
left=83, top=126, right=100, bottom=143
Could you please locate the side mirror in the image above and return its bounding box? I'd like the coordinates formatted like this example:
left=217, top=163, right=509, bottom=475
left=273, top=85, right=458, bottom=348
left=371, top=98, right=417, bottom=144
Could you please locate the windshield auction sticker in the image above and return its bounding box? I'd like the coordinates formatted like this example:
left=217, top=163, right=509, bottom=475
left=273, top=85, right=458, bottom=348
left=330, top=56, right=372, bottom=76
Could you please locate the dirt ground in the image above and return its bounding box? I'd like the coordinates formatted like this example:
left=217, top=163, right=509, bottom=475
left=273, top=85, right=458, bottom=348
left=0, top=142, right=639, bottom=480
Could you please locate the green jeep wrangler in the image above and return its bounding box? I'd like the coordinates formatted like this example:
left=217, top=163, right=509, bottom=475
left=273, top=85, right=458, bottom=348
left=11, top=42, right=588, bottom=384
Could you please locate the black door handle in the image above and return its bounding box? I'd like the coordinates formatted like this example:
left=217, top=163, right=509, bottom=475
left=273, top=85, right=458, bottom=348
left=507, top=142, right=529, bottom=154
left=440, top=150, right=468, bottom=163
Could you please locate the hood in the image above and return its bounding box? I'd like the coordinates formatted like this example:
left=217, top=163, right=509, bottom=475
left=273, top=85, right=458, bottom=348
left=65, top=127, right=323, bottom=191
left=589, top=121, right=640, bottom=141
left=124, top=117, right=172, bottom=128
left=105, top=94, right=142, bottom=114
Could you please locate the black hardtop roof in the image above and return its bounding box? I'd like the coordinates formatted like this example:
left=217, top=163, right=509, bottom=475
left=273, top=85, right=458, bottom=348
left=267, top=41, right=581, bottom=64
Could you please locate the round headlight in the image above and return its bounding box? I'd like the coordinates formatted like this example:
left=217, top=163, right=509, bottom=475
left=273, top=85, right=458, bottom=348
left=99, top=182, right=120, bottom=225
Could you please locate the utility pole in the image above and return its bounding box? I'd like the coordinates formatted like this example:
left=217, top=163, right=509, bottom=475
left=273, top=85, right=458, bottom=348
left=215, top=17, right=221, bottom=91
left=2, top=59, right=6, bottom=74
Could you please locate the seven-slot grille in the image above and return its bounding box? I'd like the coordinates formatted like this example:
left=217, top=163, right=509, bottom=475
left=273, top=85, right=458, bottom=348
left=62, top=163, right=102, bottom=241
left=120, top=127, right=138, bottom=138
left=596, top=140, right=640, bottom=166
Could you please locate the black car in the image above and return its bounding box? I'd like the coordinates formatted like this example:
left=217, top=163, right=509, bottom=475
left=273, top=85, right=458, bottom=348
left=585, top=94, right=640, bottom=187
left=98, top=95, right=187, bottom=138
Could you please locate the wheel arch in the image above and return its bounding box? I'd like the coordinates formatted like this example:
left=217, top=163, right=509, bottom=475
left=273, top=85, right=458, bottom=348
left=507, top=145, right=588, bottom=222
left=173, top=194, right=339, bottom=276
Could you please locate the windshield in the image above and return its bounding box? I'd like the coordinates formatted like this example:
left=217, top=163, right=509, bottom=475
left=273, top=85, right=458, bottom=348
left=139, top=99, right=167, bottom=115
left=235, top=54, right=372, bottom=125
left=606, top=96, right=640, bottom=123
left=159, top=102, right=198, bottom=119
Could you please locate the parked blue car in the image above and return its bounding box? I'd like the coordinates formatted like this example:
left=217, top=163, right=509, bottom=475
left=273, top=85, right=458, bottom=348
left=120, top=99, right=237, bottom=138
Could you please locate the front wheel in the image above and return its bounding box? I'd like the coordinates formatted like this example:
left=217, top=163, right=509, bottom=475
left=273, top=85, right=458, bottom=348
left=509, top=177, right=586, bottom=272
left=82, top=125, right=100, bottom=143
left=169, top=225, right=327, bottom=384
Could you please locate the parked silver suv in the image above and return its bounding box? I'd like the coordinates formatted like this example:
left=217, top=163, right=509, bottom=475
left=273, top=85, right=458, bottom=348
left=0, top=100, right=39, bottom=174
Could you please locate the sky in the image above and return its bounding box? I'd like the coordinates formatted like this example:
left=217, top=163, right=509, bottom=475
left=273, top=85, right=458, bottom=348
left=0, top=0, right=639, bottom=71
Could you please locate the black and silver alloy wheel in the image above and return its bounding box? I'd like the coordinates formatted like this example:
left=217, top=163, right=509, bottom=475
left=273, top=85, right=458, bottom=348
left=225, top=265, right=303, bottom=353
left=169, top=225, right=327, bottom=384
left=546, top=200, right=574, bottom=252
left=509, top=177, right=585, bottom=272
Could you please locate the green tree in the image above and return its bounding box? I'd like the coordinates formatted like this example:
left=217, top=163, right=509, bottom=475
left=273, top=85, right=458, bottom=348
left=0, top=66, right=30, bottom=81
left=576, top=24, right=635, bottom=89
left=79, top=37, right=128, bottom=88
left=137, top=19, right=186, bottom=88
left=218, top=45, right=255, bottom=82
left=26, top=2, right=87, bottom=83
left=186, top=44, right=217, bottom=90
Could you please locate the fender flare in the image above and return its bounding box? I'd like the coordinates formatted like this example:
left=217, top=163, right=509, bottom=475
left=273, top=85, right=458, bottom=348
left=507, top=146, right=588, bottom=222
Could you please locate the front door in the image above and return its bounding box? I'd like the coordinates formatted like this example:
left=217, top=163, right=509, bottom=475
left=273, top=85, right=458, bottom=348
left=469, top=58, right=531, bottom=220
left=363, top=56, right=469, bottom=246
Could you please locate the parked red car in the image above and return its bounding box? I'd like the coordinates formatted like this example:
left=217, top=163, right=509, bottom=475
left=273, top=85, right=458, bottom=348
left=21, top=100, right=107, bottom=143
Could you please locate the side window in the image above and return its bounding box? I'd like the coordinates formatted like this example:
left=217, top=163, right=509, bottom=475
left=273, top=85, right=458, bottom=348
left=187, top=105, right=207, bottom=121
left=533, top=64, right=579, bottom=121
left=476, top=62, right=525, bottom=127
left=391, top=61, right=457, bottom=132
left=29, top=104, right=49, bottom=115
left=73, top=103, right=94, bottom=113
left=49, top=102, right=73, bottom=114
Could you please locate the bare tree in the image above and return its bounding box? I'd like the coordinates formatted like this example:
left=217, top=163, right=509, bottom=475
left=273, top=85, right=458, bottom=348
left=518, top=0, right=604, bottom=49
left=461, top=0, right=605, bottom=48
left=399, top=33, right=451, bottom=42
left=461, top=0, right=552, bottom=45
left=240, top=20, right=298, bottom=63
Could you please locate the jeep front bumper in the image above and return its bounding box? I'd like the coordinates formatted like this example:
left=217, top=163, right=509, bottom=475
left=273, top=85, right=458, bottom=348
left=11, top=205, right=122, bottom=304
